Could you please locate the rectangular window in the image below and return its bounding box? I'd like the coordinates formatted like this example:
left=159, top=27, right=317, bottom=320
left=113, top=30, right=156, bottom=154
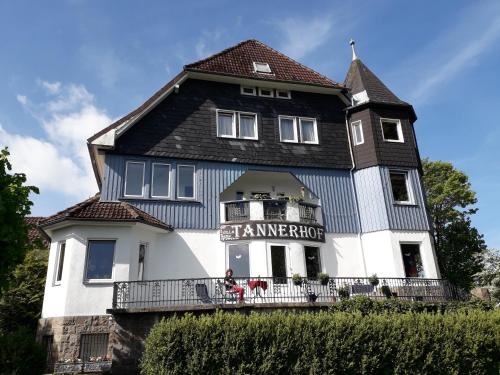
left=276, top=89, right=291, bottom=99
left=79, top=333, right=109, bottom=362
left=351, top=120, right=364, bottom=145
left=299, top=118, right=318, bottom=144
left=55, top=242, right=66, bottom=284
left=258, top=87, right=274, bottom=97
left=138, top=243, right=147, bottom=281
left=151, top=163, right=170, bottom=198
left=85, top=240, right=115, bottom=281
left=217, top=111, right=236, bottom=138
left=279, top=116, right=297, bottom=142
left=389, top=171, right=411, bottom=204
left=227, top=243, right=250, bottom=278
left=240, top=86, right=256, bottom=96
left=304, top=246, right=321, bottom=279
left=271, top=245, right=287, bottom=284
left=177, top=165, right=195, bottom=199
left=401, top=244, right=424, bottom=277
left=239, top=113, right=258, bottom=140
left=253, top=62, right=272, bottom=73
left=124, top=161, right=145, bottom=197
left=381, top=118, right=404, bottom=142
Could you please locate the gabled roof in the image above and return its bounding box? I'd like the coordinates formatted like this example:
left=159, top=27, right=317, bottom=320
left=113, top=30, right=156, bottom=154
left=39, top=195, right=172, bottom=231
left=344, top=58, right=408, bottom=106
left=185, top=39, right=342, bottom=88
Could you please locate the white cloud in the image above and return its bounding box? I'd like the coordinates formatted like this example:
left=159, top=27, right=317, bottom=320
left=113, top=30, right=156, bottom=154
left=38, top=80, right=61, bottom=95
left=1, top=81, right=112, bottom=199
left=276, top=15, right=333, bottom=60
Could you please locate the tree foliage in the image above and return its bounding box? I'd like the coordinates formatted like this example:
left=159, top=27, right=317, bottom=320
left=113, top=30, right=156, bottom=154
left=422, top=159, right=486, bottom=290
left=475, top=248, right=500, bottom=301
left=0, top=147, right=39, bottom=290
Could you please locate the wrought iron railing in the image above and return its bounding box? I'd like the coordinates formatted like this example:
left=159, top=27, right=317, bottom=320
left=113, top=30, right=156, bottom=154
left=112, top=277, right=464, bottom=310
left=299, top=202, right=317, bottom=224
left=225, top=201, right=250, bottom=222
left=263, top=200, right=287, bottom=221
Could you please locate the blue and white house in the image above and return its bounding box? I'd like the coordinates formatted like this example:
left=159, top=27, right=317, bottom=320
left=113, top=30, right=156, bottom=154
left=37, top=39, right=449, bottom=373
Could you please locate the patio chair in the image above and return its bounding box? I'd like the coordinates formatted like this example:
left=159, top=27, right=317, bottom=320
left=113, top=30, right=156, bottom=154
left=303, top=282, right=320, bottom=303
left=195, top=283, right=213, bottom=304
left=215, top=280, right=238, bottom=303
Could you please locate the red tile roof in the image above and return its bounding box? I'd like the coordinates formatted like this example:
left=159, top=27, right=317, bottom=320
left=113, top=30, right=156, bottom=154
left=25, top=216, right=50, bottom=248
left=185, top=39, right=342, bottom=88
left=39, top=195, right=172, bottom=231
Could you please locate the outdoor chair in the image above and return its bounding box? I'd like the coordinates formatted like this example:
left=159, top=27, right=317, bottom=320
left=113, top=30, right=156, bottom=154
left=216, top=280, right=238, bottom=303
left=195, top=283, right=213, bottom=304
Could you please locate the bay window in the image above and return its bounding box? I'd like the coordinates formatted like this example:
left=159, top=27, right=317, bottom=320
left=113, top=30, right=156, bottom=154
left=84, top=240, right=115, bottom=281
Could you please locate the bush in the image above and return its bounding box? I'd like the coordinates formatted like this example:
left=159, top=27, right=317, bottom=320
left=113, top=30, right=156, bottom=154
left=140, top=309, right=500, bottom=375
left=0, top=327, right=45, bottom=375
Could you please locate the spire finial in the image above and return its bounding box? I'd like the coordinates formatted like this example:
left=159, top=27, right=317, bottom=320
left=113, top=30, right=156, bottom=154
left=349, top=39, right=358, bottom=61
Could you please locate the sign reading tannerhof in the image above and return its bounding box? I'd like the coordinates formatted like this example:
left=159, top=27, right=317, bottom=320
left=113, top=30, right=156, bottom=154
left=220, top=221, right=326, bottom=243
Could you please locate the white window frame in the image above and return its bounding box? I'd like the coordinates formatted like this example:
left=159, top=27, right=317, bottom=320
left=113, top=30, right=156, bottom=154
left=266, top=243, right=289, bottom=280
left=276, top=89, right=291, bottom=99
left=399, top=242, right=425, bottom=278
left=258, top=87, right=274, bottom=98
left=177, top=164, right=196, bottom=200
left=54, top=241, right=66, bottom=285
left=124, top=161, right=145, bottom=198
left=380, top=118, right=404, bottom=143
left=216, top=110, right=237, bottom=138
left=240, top=86, right=256, bottom=96
left=138, top=242, right=148, bottom=281
left=225, top=242, right=251, bottom=278
left=151, top=163, right=171, bottom=199
left=253, top=62, right=272, bottom=74
left=83, top=239, right=116, bottom=284
left=299, top=117, right=319, bottom=144
left=279, top=116, right=298, bottom=143
left=351, top=120, right=364, bottom=145
left=303, top=245, right=323, bottom=279
left=389, top=170, right=413, bottom=205
left=238, top=112, right=258, bottom=140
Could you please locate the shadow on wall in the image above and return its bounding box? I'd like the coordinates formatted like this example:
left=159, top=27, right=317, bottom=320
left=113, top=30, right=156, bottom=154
left=148, top=231, right=210, bottom=279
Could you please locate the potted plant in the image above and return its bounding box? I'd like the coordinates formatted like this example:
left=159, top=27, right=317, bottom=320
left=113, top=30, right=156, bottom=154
left=292, top=273, right=303, bottom=286
left=318, top=272, right=330, bottom=286
left=369, top=274, right=379, bottom=287
left=338, top=285, right=350, bottom=300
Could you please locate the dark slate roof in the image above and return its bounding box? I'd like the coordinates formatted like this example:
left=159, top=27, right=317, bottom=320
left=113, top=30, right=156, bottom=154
left=344, top=58, right=408, bottom=106
left=25, top=216, right=50, bottom=248
left=39, top=195, right=172, bottom=231
left=185, top=39, right=342, bottom=88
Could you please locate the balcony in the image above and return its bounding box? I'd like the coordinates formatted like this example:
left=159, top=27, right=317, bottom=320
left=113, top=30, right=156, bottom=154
left=111, top=277, right=464, bottom=312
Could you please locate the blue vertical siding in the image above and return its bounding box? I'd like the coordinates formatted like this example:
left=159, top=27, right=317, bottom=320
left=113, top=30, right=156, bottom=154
left=102, top=154, right=359, bottom=233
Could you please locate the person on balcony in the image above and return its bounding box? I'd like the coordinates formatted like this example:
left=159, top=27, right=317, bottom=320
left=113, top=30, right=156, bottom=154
left=224, top=268, right=245, bottom=303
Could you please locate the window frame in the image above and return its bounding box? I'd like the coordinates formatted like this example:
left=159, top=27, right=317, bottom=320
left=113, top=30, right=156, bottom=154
left=299, top=117, right=319, bottom=144
left=240, top=86, right=257, bottom=96
left=216, top=110, right=237, bottom=138
left=150, top=163, right=171, bottom=199
left=253, top=62, right=272, bottom=74
left=79, top=333, right=109, bottom=362
left=380, top=118, right=404, bottom=143
left=258, top=87, right=274, bottom=98
left=389, top=170, right=413, bottom=205
left=54, top=241, right=66, bottom=285
left=176, top=164, right=196, bottom=200
left=351, top=120, right=364, bottom=146
left=225, top=242, right=251, bottom=278
left=303, top=245, right=322, bottom=280
left=276, top=89, right=291, bottom=99
left=267, top=243, right=288, bottom=284
left=238, top=112, right=258, bottom=140
left=83, top=239, right=116, bottom=283
left=400, top=242, right=425, bottom=278
left=124, top=161, right=145, bottom=198
left=279, top=115, right=298, bottom=143
left=138, top=242, right=148, bottom=281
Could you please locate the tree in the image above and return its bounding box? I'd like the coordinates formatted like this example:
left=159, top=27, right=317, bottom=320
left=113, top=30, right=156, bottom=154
left=0, top=147, right=39, bottom=290
left=0, top=249, right=48, bottom=333
left=422, top=159, right=486, bottom=290
left=475, top=248, right=500, bottom=301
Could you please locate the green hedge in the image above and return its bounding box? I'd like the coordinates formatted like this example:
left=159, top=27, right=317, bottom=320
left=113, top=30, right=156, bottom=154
left=0, top=327, right=45, bottom=375
left=141, top=310, right=500, bottom=375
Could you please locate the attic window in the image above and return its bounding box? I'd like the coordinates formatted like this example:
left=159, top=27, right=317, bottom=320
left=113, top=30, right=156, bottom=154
left=253, top=62, right=272, bottom=74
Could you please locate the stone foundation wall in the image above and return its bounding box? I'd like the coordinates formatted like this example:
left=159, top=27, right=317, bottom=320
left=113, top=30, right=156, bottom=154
left=37, top=315, right=116, bottom=363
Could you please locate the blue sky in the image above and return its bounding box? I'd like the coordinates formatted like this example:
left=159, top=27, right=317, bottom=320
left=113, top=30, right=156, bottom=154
left=1, top=1, right=499, bottom=248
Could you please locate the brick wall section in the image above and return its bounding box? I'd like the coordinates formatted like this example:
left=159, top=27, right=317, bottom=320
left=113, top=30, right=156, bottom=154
left=114, top=79, right=352, bottom=169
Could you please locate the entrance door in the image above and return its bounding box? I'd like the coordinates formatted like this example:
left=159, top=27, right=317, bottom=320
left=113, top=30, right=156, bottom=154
left=270, top=245, right=287, bottom=284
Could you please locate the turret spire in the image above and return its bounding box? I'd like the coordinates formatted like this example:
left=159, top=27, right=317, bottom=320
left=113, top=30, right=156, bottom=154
left=349, top=39, right=358, bottom=61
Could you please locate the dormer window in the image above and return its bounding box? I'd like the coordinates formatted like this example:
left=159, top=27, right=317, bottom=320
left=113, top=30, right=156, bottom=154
left=253, top=62, right=271, bottom=74
left=381, top=118, right=404, bottom=143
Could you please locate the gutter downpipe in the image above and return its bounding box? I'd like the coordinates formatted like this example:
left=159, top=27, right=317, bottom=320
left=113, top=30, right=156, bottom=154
left=345, top=108, right=368, bottom=277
